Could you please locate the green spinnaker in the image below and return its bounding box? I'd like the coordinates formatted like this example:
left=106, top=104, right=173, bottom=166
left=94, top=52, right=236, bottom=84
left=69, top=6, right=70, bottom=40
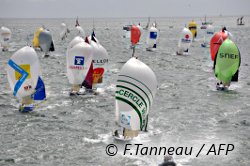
left=215, top=39, right=240, bottom=84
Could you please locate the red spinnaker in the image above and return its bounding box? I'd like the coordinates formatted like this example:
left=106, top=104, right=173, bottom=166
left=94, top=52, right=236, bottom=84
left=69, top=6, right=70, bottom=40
left=131, top=25, right=141, bottom=46
left=210, top=31, right=228, bottom=61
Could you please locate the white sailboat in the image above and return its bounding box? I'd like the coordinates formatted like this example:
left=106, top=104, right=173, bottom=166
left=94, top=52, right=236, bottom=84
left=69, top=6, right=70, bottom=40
left=85, top=32, right=109, bottom=90
left=0, top=26, right=12, bottom=51
left=176, top=27, right=192, bottom=55
left=60, top=22, right=70, bottom=40
left=114, top=57, right=157, bottom=140
left=66, top=37, right=93, bottom=95
left=201, top=24, right=214, bottom=48
left=146, top=23, right=159, bottom=51
left=7, top=46, right=46, bottom=112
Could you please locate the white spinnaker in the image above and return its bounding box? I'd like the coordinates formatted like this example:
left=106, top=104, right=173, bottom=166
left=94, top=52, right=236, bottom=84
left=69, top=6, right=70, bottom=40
left=0, top=26, right=12, bottom=49
left=178, top=27, right=192, bottom=54
left=115, top=57, right=157, bottom=131
left=88, top=37, right=109, bottom=87
left=60, top=23, right=68, bottom=40
left=204, top=24, right=214, bottom=46
left=7, top=46, right=40, bottom=99
left=38, top=29, right=52, bottom=54
left=66, top=42, right=93, bottom=85
left=68, top=36, right=84, bottom=50
left=146, top=26, right=159, bottom=49
left=75, top=26, right=85, bottom=38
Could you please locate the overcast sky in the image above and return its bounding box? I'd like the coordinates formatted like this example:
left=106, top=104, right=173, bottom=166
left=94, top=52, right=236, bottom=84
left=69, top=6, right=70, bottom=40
left=0, top=0, right=249, bottom=18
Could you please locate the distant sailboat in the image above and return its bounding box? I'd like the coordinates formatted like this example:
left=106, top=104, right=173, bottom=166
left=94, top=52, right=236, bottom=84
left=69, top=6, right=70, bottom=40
left=74, top=17, right=85, bottom=38
left=7, top=46, right=46, bottom=112
left=32, top=27, right=44, bottom=49
left=201, top=24, right=214, bottom=48
left=130, top=25, right=141, bottom=56
left=214, top=39, right=241, bottom=90
left=0, top=26, right=12, bottom=51
left=188, top=20, right=198, bottom=40
left=60, top=22, right=70, bottom=40
left=200, top=15, right=213, bottom=29
left=237, top=16, right=245, bottom=26
left=144, top=17, right=151, bottom=30
left=176, top=27, right=192, bottom=55
left=146, top=23, right=159, bottom=51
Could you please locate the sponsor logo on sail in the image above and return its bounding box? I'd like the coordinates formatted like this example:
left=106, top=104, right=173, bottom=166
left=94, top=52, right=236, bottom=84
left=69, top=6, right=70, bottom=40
left=70, top=56, right=84, bottom=70
left=121, top=114, right=131, bottom=126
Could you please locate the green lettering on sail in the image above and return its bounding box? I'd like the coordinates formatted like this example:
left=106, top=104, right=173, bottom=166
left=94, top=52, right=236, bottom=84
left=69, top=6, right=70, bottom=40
left=115, top=85, right=149, bottom=130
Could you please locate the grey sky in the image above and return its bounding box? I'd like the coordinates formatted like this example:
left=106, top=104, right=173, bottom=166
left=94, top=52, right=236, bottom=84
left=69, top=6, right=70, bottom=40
left=0, top=0, right=249, bottom=18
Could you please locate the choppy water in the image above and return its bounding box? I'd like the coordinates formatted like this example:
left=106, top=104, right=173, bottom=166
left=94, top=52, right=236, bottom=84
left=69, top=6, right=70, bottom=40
left=1, top=16, right=250, bottom=166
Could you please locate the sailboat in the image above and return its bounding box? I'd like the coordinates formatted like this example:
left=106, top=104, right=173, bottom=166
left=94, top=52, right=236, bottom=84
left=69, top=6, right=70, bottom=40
left=143, top=17, right=151, bottom=30
left=74, top=17, right=85, bottom=38
left=210, top=27, right=228, bottom=62
left=32, top=27, right=44, bottom=49
left=176, top=27, right=192, bottom=55
left=38, top=28, right=55, bottom=57
left=60, top=22, right=70, bottom=40
left=214, top=39, right=241, bottom=90
left=130, top=25, right=141, bottom=55
left=7, top=46, right=46, bottom=112
left=66, top=36, right=93, bottom=95
left=146, top=23, right=159, bottom=51
left=201, top=24, right=214, bottom=48
left=237, top=16, right=244, bottom=26
left=200, top=15, right=213, bottom=29
left=188, top=20, right=198, bottom=40
left=0, top=26, right=12, bottom=51
left=113, top=25, right=157, bottom=141
left=82, top=32, right=109, bottom=92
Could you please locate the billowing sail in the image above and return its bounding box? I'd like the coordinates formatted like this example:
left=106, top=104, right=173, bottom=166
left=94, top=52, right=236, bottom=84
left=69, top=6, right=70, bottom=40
left=87, top=35, right=109, bottom=89
left=7, top=46, right=40, bottom=100
left=39, top=29, right=54, bottom=55
left=177, top=27, right=192, bottom=55
left=75, top=26, right=85, bottom=38
left=215, top=39, right=240, bottom=85
left=210, top=30, right=228, bottom=61
left=188, top=20, right=197, bottom=39
left=0, top=26, right=12, bottom=51
left=201, top=24, right=214, bottom=47
left=66, top=41, right=93, bottom=86
left=131, top=25, right=141, bottom=46
left=60, top=22, right=69, bottom=40
left=146, top=25, right=159, bottom=51
left=68, top=36, right=84, bottom=50
left=32, top=27, right=44, bottom=48
left=115, top=57, right=157, bottom=136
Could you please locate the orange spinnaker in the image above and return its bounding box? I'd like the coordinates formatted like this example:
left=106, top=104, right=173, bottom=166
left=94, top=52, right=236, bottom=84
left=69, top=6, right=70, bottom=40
left=131, top=25, right=141, bottom=45
left=210, top=31, right=228, bottom=61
